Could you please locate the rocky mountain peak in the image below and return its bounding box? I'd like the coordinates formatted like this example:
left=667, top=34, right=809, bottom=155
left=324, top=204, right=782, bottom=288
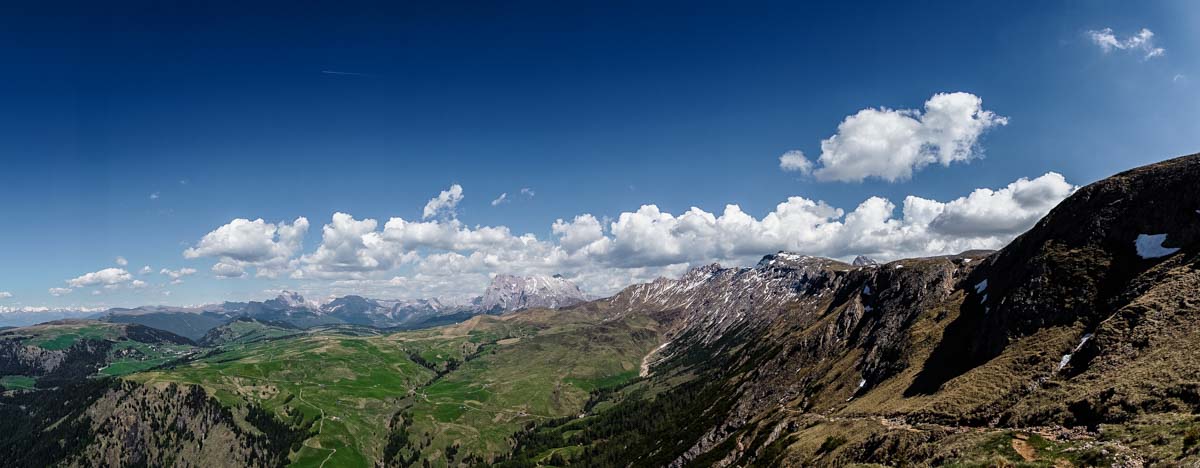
left=852, top=255, right=879, bottom=266
left=912, top=152, right=1200, bottom=395
left=480, top=274, right=588, bottom=311
left=274, top=291, right=307, bottom=307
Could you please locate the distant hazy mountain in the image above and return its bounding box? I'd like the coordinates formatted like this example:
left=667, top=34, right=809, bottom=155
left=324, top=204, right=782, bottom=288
left=851, top=254, right=879, bottom=266
left=480, top=273, right=588, bottom=311
left=98, top=273, right=589, bottom=339
left=0, top=307, right=103, bottom=328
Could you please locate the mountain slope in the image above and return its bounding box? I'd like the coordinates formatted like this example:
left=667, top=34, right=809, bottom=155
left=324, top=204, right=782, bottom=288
left=501, top=152, right=1200, bottom=467
left=104, top=308, right=233, bottom=340
left=0, top=320, right=195, bottom=389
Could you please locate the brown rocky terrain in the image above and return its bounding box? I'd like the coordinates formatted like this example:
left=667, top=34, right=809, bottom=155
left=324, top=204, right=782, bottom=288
left=511, top=153, right=1200, bottom=467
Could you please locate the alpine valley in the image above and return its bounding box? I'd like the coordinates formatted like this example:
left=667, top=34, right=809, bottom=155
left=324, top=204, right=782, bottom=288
left=3, top=153, right=1200, bottom=467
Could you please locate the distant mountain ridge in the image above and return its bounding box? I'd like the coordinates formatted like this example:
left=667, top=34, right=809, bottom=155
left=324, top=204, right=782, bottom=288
left=480, top=273, right=588, bottom=310
left=98, top=273, right=589, bottom=339
left=0, top=307, right=104, bottom=327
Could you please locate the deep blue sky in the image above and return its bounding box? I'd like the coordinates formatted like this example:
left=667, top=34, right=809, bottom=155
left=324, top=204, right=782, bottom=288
left=1, top=1, right=1197, bottom=308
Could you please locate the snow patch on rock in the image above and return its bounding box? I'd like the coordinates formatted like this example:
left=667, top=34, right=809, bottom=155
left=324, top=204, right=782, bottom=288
left=1056, top=333, right=1095, bottom=371
left=1135, top=233, right=1180, bottom=259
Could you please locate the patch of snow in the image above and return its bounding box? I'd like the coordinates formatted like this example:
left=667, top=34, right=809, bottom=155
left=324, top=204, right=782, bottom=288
left=847, top=378, right=867, bottom=402
left=1135, top=233, right=1180, bottom=259
left=974, top=279, right=988, bottom=294
left=1056, top=354, right=1072, bottom=371
left=863, top=285, right=871, bottom=295
left=1056, top=333, right=1095, bottom=371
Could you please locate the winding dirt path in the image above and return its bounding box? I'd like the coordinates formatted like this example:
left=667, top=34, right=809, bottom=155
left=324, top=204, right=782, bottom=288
left=297, top=388, right=337, bottom=467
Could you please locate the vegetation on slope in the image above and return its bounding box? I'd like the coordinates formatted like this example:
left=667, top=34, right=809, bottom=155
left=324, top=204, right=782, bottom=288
left=130, top=309, right=658, bottom=467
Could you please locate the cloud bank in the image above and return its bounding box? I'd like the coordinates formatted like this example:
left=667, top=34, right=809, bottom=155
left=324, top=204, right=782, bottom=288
left=184, top=173, right=1075, bottom=298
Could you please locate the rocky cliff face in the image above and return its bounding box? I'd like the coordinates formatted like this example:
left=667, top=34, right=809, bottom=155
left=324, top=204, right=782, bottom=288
left=603, top=251, right=985, bottom=466
left=0, top=379, right=308, bottom=467
left=69, top=382, right=308, bottom=467
left=480, top=274, right=588, bottom=311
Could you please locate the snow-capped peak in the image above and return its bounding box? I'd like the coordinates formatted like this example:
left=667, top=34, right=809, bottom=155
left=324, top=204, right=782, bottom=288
left=852, top=255, right=879, bottom=266
left=480, top=273, right=588, bottom=311
left=275, top=291, right=307, bottom=307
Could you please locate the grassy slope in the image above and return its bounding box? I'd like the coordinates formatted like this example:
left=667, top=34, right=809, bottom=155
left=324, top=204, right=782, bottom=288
left=0, top=321, right=197, bottom=387
left=0, top=375, right=36, bottom=390
left=99, top=340, right=194, bottom=376
left=132, top=309, right=660, bottom=467
left=201, top=319, right=301, bottom=346
left=19, top=322, right=121, bottom=350
left=135, top=333, right=433, bottom=467
left=402, top=313, right=658, bottom=463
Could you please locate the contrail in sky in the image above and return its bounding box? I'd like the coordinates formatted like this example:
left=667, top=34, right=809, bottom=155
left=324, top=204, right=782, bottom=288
left=321, top=70, right=372, bottom=76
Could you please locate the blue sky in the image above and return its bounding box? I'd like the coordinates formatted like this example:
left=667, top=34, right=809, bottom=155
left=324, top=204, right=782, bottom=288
left=0, top=1, right=1197, bottom=310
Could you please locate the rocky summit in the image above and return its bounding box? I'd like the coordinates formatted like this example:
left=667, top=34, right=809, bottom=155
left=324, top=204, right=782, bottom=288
left=481, top=273, right=590, bottom=311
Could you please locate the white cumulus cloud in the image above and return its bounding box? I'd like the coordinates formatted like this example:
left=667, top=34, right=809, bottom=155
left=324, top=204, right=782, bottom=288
left=422, top=184, right=464, bottom=220
left=48, top=287, right=72, bottom=296
left=0, top=292, right=11, bottom=299
left=67, top=268, right=132, bottom=288
left=803, top=92, right=1007, bottom=182
left=298, top=213, right=406, bottom=277
left=927, top=172, right=1075, bottom=236
left=183, top=217, right=308, bottom=278
left=161, top=267, right=198, bottom=284
left=491, top=192, right=508, bottom=206
left=211, top=262, right=246, bottom=278
left=779, top=150, right=813, bottom=174
left=115, top=256, right=128, bottom=266
left=552, top=214, right=609, bottom=254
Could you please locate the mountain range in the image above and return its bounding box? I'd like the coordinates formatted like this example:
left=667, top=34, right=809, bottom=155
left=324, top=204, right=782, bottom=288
left=97, top=273, right=589, bottom=339
left=0, top=153, right=1197, bottom=467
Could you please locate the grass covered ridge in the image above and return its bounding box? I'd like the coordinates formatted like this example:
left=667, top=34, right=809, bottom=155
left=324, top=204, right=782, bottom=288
left=132, top=310, right=660, bottom=467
